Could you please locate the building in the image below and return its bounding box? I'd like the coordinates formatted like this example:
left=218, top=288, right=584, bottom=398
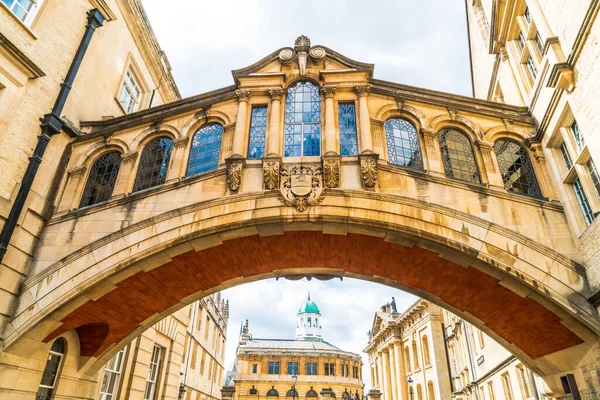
left=95, top=293, right=229, bottom=400
left=365, top=299, right=547, bottom=400
left=465, top=0, right=600, bottom=306
left=0, top=0, right=179, bottom=347
left=224, top=294, right=364, bottom=400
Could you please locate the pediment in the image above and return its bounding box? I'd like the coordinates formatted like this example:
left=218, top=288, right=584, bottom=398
left=232, top=35, right=374, bottom=85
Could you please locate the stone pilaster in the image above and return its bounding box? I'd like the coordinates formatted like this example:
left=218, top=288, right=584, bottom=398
left=56, top=165, right=87, bottom=212
left=322, top=153, right=341, bottom=188
left=267, top=88, right=285, bottom=156
left=355, top=84, right=373, bottom=153
left=393, top=343, right=407, bottom=400
left=111, top=151, right=138, bottom=198
left=322, top=86, right=337, bottom=154
left=476, top=139, right=504, bottom=188
left=388, top=347, right=398, bottom=400
left=421, top=128, right=444, bottom=176
left=382, top=349, right=392, bottom=400
left=231, top=89, right=251, bottom=157
left=377, top=353, right=385, bottom=395
left=529, top=142, right=558, bottom=200
left=166, top=137, right=188, bottom=182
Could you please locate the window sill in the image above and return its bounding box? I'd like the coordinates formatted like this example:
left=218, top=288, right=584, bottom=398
left=0, top=3, right=38, bottom=40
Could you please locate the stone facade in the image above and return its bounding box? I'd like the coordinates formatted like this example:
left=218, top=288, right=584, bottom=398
left=0, top=31, right=599, bottom=399
left=225, top=296, right=363, bottom=400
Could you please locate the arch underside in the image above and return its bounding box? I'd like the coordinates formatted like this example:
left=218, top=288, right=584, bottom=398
left=44, top=231, right=583, bottom=361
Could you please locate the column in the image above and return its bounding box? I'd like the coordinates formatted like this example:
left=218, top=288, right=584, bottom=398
left=355, top=84, right=373, bottom=153
left=382, top=350, right=393, bottom=400
left=393, top=343, right=407, bottom=400
left=322, top=86, right=337, bottom=154
left=56, top=166, right=86, bottom=212
left=231, top=89, right=251, bottom=157
left=377, top=354, right=385, bottom=392
left=166, top=137, right=188, bottom=182
left=421, top=128, right=444, bottom=176
left=267, top=88, right=285, bottom=156
left=530, top=142, right=558, bottom=200
left=112, top=151, right=138, bottom=197
left=388, top=347, right=398, bottom=400
left=476, top=140, right=504, bottom=188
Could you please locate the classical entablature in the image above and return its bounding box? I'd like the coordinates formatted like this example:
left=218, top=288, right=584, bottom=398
left=6, top=36, right=600, bottom=395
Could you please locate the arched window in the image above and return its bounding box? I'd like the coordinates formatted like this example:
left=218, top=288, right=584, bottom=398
left=267, top=387, right=279, bottom=397
left=80, top=152, right=121, bottom=207
left=416, top=384, right=423, bottom=400
left=308, top=317, right=312, bottom=327
left=315, top=318, right=318, bottom=327
left=384, top=118, right=423, bottom=169
left=439, top=128, right=481, bottom=183
left=286, top=389, right=299, bottom=397
left=412, top=340, right=420, bottom=369
left=306, top=389, right=318, bottom=398
left=133, top=137, right=173, bottom=192
left=342, top=391, right=349, bottom=399
left=421, top=335, right=431, bottom=366
left=36, top=338, right=66, bottom=400
left=404, top=346, right=412, bottom=372
left=250, top=386, right=258, bottom=395
left=187, top=124, right=224, bottom=176
left=284, top=81, right=321, bottom=157
left=427, top=381, right=435, bottom=400
left=494, top=139, right=542, bottom=198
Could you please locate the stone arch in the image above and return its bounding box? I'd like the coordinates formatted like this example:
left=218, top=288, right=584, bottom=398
left=375, top=103, right=430, bottom=131
left=430, top=116, right=483, bottom=142
left=485, top=125, right=534, bottom=143
left=76, top=142, right=126, bottom=169
left=132, top=127, right=178, bottom=155
left=284, top=73, right=321, bottom=90
left=7, top=191, right=598, bottom=381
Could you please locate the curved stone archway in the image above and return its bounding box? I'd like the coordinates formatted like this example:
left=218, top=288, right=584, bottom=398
left=7, top=190, right=599, bottom=386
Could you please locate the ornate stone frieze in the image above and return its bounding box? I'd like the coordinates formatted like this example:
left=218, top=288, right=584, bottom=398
left=262, top=157, right=281, bottom=190
left=226, top=156, right=245, bottom=192
left=359, top=151, right=379, bottom=188
left=234, top=89, right=251, bottom=102
left=322, top=154, right=340, bottom=188
left=269, top=88, right=286, bottom=100
left=279, top=164, right=325, bottom=212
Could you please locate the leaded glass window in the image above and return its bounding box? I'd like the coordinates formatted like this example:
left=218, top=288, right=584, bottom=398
left=587, top=159, right=600, bottom=197
left=560, top=143, right=573, bottom=170
left=494, top=139, right=542, bottom=198
left=133, top=137, right=173, bottom=192
left=438, top=128, right=480, bottom=183
left=267, top=387, right=279, bottom=396
left=284, top=81, right=321, bottom=157
left=571, top=120, right=585, bottom=152
left=306, top=389, right=318, bottom=398
left=250, top=387, right=258, bottom=395
left=384, top=118, right=423, bottom=169
left=36, top=338, right=66, bottom=400
left=80, top=152, right=121, bottom=208
left=248, top=106, right=267, bottom=159
left=338, top=102, right=358, bottom=156
left=526, top=56, right=537, bottom=80
left=187, top=124, right=223, bottom=176
left=287, top=389, right=299, bottom=397
left=574, top=177, right=595, bottom=225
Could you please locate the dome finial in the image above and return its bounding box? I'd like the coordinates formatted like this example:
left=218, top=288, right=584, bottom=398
left=308, top=292, right=311, bottom=301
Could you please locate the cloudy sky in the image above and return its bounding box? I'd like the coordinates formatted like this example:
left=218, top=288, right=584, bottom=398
left=141, top=0, right=472, bottom=390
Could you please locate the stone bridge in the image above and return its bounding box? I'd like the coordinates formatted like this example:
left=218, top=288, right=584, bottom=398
left=2, top=37, right=599, bottom=396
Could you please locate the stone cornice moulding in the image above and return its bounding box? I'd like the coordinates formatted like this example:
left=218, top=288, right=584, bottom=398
left=0, top=32, right=45, bottom=79
left=88, top=0, right=117, bottom=21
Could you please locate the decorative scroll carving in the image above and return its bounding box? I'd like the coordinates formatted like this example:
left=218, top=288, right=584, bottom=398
left=226, top=156, right=244, bottom=192
left=354, top=84, right=372, bottom=97
left=359, top=151, right=379, bottom=188
left=321, top=86, right=337, bottom=98
left=322, top=154, right=340, bottom=188
left=262, top=158, right=280, bottom=190
left=309, top=46, right=326, bottom=61
left=279, top=164, right=324, bottom=212
left=294, top=35, right=311, bottom=51
left=279, top=48, right=295, bottom=63
left=235, top=89, right=251, bottom=102
left=269, top=88, right=286, bottom=100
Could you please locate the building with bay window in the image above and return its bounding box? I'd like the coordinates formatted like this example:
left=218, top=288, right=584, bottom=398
left=223, top=294, right=363, bottom=400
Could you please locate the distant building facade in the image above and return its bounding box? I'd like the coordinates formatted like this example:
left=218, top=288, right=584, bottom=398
left=95, top=293, right=229, bottom=400
left=365, top=299, right=547, bottom=400
left=224, top=294, right=363, bottom=400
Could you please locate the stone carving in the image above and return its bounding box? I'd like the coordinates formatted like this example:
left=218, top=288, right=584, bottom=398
left=322, top=156, right=340, bottom=188
left=294, top=35, right=311, bottom=51
left=262, top=159, right=280, bottom=190
left=279, top=165, right=324, bottom=212
left=226, top=156, right=244, bottom=192
left=321, top=86, right=337, bottom=98
left=354, top=84, right=372, bottom=97
left=278, top=48, right=295, bottom=63
left=269, top=88, right=286, bottom=100
left=234, top=89, right=251, bottom=102
left=359, top=152, right=379, bottom=188
left=309, top=46, right=326, bottom=60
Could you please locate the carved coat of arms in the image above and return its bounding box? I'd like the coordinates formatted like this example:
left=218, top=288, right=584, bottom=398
left=279, top=165, right=324, bottom=212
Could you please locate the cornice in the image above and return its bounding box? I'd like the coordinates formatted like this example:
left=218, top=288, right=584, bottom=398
left=0, top=32, right=44, bottom=78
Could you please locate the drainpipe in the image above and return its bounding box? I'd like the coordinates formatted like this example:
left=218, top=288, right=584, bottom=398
left=0, top=9, right=104, bottom=264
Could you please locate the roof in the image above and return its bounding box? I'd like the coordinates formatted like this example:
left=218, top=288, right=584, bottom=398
left=298, top=294, right=321, bottom=314
left=242, top=338, right=341, bottom=351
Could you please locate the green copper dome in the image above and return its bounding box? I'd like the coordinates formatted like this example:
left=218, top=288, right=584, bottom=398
left=298, top=293, right=321, bottom=314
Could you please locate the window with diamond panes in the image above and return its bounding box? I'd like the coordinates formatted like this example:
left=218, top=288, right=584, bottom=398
left=187, top=124, right=223, bottom=176
left=284, top=81, right=321, bottom=157
left=574, top=177, right=595, bottom=225
left=133, top=137, right=173, bottom=192
left=80, top=152, right=121, bottom=208
left=338, top=102, right=358, bottom=156
left=438, top=128, right=480, bottom=183
left=494, top=139, right=542, bottom=198
left=384, top=118, right=423, bottom=169
left=248, top=106, right=267, bottom=159
left=36, top=338, right=66, bottom=400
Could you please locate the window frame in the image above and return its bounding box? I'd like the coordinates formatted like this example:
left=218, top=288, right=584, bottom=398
left=186, top=123, right=224, bottom=177
left=115, top=54, right=150, bottom=115
left=36, top=338, right=67, bottom=400
left=132, top=136, right=174, bottom=192
left=79, top=151, right=122, bottom=208
left=287, top=361, right=299, bottom=375
left=144, top=345, right=163, bottom=400
left=384, top=117, right=424, bottom=170
left=438, top=128, right=481, bottom=184
left=98, top=347, right=126, bottom=400
left=247, top=105, right=268, bottom=159
left=1, top=0, right=44, bottom=26
left=268, top=361, right=280, bottom=375
left=283, top=81, right=322, bottom=157
left=493, top=139, right=542, bottom=199
left=338, top=101, right=359, bottom=156
left=573, top=177, right=595, bottom=226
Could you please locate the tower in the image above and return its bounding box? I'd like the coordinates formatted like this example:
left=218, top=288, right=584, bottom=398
left=296, top=293, right=322, bottom=340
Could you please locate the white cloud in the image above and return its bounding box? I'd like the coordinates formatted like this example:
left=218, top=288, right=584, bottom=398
left=222, top=278, right=417, bottom=391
